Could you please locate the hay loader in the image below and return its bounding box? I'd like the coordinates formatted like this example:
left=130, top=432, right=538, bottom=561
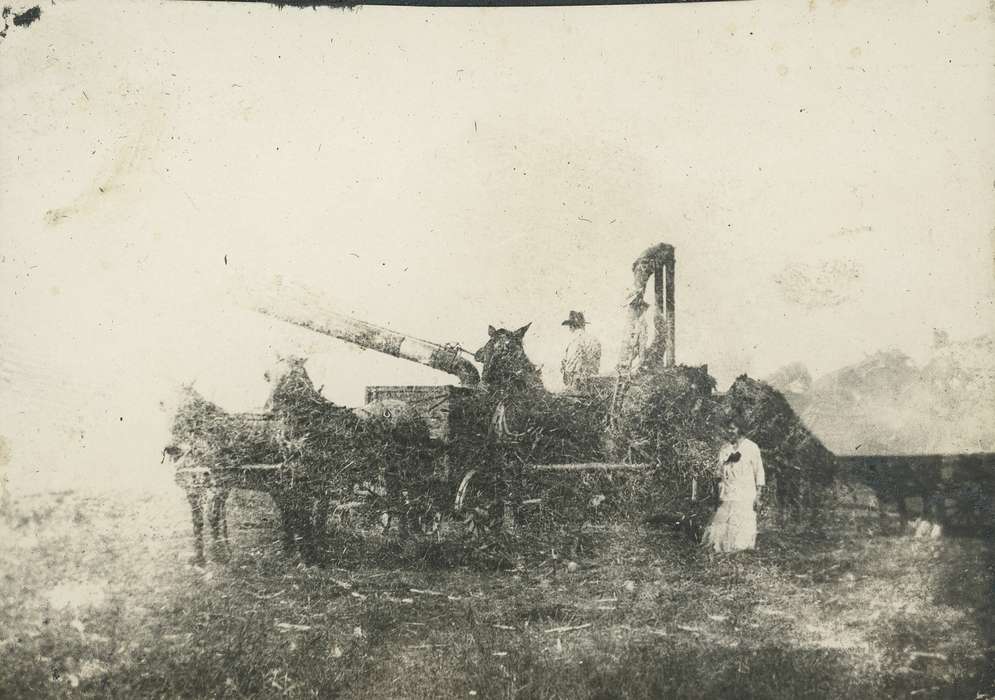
left=251, top=244, right=682, bottom=526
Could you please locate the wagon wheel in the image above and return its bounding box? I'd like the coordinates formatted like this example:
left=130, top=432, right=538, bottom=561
left=453, top=470, right=496, bottom=537
left=455, top=470, right=477, bottom=513
left=460, top=468, right=526, bottom=538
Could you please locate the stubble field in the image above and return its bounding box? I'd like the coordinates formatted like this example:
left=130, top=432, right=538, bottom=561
left=1, top=487, right=992, bottom=699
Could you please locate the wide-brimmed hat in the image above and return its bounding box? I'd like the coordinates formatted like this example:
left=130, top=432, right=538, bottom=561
left=561, top=310, right=589, bottom=328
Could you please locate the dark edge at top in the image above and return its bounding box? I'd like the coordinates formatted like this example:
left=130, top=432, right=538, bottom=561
left=187, top=0, right=748, bottom=8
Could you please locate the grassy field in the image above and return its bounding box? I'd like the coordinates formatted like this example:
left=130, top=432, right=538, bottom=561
left=0, top=487, right=992, bottom=699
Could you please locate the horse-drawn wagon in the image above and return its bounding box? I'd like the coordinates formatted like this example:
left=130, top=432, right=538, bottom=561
left=165, top=244, right=678, bottom=563
left=166, top=243, right=834, bottom=565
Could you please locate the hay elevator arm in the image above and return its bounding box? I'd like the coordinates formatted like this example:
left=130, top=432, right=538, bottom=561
left=256, top=305, right=480, bottom=387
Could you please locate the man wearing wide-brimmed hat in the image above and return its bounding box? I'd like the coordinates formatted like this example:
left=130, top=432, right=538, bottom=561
left=560, top=310, right=601, bottom=391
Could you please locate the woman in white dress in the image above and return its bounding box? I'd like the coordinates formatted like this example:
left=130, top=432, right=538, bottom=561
left=703, top=419, right=766, bottom=553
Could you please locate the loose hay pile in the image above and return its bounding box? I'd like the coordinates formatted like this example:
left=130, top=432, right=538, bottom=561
left=599, top=365, right=723, bottom=534
left=609, top=365, right=718, bottom=481
left=721, top=375, right=837, bottom=521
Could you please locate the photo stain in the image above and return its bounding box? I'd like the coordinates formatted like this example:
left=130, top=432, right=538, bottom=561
left=774, top=259, right=863, bottom=309
left=12, top=5, right=40, bottom=28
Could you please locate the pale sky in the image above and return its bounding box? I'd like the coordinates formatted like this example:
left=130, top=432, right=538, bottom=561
left=1, top=0, right=993, bottom=492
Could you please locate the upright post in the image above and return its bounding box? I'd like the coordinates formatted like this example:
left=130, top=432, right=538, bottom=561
left=622, top=242, right=675, bottom=371
left=665, top=256, right=676, bottom=367
left=653, top=261, right=667, bottom=363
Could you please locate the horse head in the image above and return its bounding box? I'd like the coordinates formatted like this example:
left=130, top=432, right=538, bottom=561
left=264, top=354, right=323, bottom=412
left=473, top=323, right=542, bottom=394
left=263, top=352, right=306, bottom=382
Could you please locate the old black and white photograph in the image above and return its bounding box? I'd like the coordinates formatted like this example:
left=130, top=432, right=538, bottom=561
left=1, top=0, right=993, bottom=697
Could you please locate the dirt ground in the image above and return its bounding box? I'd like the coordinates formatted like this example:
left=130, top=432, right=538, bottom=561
left=0, top=487, right=992, bottom=699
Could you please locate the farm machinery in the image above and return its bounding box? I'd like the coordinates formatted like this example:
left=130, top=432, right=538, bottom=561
left=168, top=243, right=739, bottom=563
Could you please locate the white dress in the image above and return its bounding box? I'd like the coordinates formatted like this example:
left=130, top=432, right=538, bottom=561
left=703, top=438, right=765, bottom=553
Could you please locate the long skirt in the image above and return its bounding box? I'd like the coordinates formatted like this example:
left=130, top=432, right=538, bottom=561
left=703, top=499, right=757, bottom=553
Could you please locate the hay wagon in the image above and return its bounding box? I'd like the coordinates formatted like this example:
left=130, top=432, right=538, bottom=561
left=172, top=243, right=775, bottom=561
left=248, top=244, right=679, bottom=514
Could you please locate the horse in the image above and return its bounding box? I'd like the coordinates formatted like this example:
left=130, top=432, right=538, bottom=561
left=165, top=357, right=340, bottom=565
left=473, top=324, right=544, bottom=398
left=472, top=322, right=608, bottom=449
left=167, top=355, right=430, bottom=566
left=167, top=440, right=327, bottom=566
left=468, top=323, right=612, bottom=530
